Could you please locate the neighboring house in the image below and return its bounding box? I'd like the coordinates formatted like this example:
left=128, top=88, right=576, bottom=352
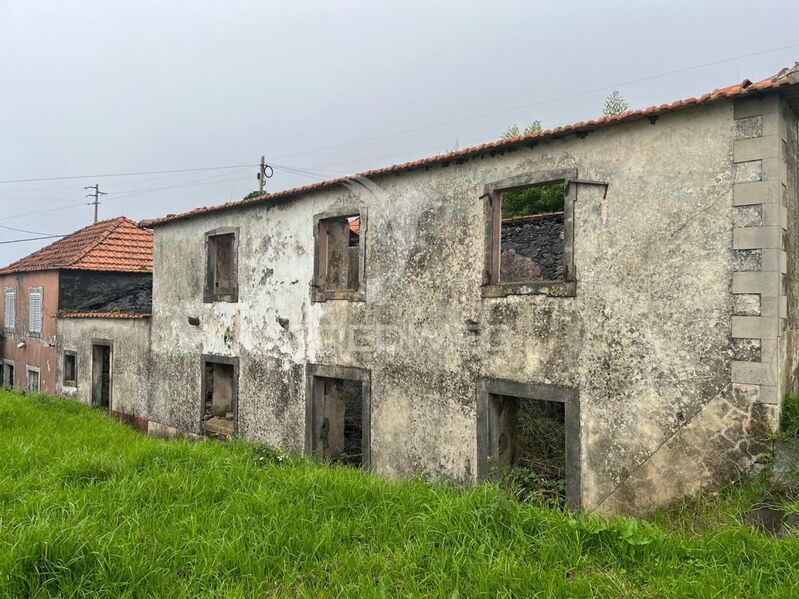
left=136, top=63, right=799, bottom=515
left=0, top=217, right=152, bottom=420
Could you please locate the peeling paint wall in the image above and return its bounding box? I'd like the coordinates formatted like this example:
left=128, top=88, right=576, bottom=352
left=56, top=317, right=151, bottom=420
left=146, top=99, right=791, bottom=514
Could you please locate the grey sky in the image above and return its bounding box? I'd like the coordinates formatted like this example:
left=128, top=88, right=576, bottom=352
left=1, top=0, right=797, bottom=266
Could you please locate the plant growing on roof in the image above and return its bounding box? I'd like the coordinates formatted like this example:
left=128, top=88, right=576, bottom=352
left=602, top=90, right=629, bottom=116
left=502, top=120, right=542, bottom=139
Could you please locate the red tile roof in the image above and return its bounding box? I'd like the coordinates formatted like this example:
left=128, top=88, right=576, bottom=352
left=59, top=311, right=150, bottom=319
left=0, top=217, right=153, bottom=274
left=139, top=63, right=799, bottom=228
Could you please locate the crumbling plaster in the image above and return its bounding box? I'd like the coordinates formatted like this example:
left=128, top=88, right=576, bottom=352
left=56, top=317, right=151, bottom=418
left=147, top=99, right=780, bottom=514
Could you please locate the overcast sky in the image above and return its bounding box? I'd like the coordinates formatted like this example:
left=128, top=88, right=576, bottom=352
left=1, top=1, right=797, bottom=266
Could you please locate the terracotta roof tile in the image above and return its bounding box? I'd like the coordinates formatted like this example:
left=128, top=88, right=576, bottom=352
left=60, top=311, right=150, bottom=319
left=0, top=217, right=153, bottom=274
left=138, top=62, right=799, bottom=228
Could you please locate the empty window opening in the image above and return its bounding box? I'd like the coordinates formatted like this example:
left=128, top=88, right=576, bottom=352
left=205, top=230, right=238, bottom=302
left=91, top=344, right=112, bottom=409
left=26, top=366, right=40, bottom=393
left=4, top=288, right=15, bottom=330
left=317, top=214, right=361, bottom=293
left=202, top=361, right=237, bottom=438
left=487, top=393, right=566, bottom=505
left=3, top=361, right=14, bottom=388
left=498, top=181, right=565, bottom=283
left=28, top=287, right=43, bottom=335
left=63, top=351, right=77, bottom=387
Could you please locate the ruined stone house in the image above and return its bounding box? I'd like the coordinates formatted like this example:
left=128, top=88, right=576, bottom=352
left=0, top=217, right=152, bottom=419
left=132, top=64, right=799, bottom=515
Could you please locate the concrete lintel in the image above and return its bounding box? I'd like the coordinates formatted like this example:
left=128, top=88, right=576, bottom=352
left=732, top=226, right=782, bottom=250
left=731, top=315, right=779, bottom=339
left=733, top=181, right=780, bottom=206
left=734, top=135, right=780, bottom=163
left=732, top=272, right=780, bottom=295
left=731, top=361, right=776, bottom=386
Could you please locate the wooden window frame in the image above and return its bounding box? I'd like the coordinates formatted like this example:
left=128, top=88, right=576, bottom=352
left=27, top=287, right=43, bottom=337
left=203, top=227, right=239, bottom=303
left=25, top=365, right=41, bottom=393
left=312, top=207, right=366, bottom=303
left=304, top=363, right=372, bottom=467
left=482, top=168, right=577, bottom=298
left=4, top=287, right=15, bottom=332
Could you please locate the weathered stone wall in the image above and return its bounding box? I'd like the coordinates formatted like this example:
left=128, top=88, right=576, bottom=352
left=59, top=271, right=152, bottom=314
left=56, top=316, right=151, bottom=419
left=500, top=213, right=564, bottom=281
left=146, top=99, right=773, bottom=514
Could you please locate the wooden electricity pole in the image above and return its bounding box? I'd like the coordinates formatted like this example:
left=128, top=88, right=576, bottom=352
left=258, top=155, right=266, bottom=193
left=84, top=184, right=107, bottom=223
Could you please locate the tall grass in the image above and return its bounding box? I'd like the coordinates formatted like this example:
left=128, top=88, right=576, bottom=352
left=0, top=391, right=797, bottom=597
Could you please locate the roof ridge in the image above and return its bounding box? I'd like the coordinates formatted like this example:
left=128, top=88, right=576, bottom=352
left=141, top=61, right=799, bottom=229
left=64, top=217, right=127, bottom=268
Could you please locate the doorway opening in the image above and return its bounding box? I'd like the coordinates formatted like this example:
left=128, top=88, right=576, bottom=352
left=306, top=364, right=370, bottom=467
left=477, top=379, right=580, bottom=508
left=201, top=356, right=238, bottom=438
left=2, top=360, right=14, bottom=388
left=92, top=342, right=112, bottom=409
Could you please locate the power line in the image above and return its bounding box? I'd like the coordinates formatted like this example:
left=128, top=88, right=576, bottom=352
left=271, top=43, right=799, bottom=161
left=0, top=235, right=65, bottom=245
left=0, top=223, right=65, bottom=236
left=0, top=163, right=256, bottom=185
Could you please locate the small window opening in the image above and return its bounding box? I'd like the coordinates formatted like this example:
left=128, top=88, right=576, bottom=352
left=205, top=231, right=238, bottom=302
left=497, top=181, right=565, bottom=283
left=317, top=376, right=364, bottom=466
left=318, top=214, right=360, bottom=292
left=63, top=352, right=77, bottom=387
left=488, top=393, right=566, bottom=505
left=26, top=367, right=40, bottom=393
left=202, top=361, right=236, bottom=438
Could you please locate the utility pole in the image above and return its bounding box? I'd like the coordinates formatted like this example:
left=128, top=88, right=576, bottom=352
left=257, top=155, right=273, bottom=194
left=84, top=184, right=107, bottom=223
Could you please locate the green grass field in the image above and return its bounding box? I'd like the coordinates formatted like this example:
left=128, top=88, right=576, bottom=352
left=0, top=391, right=797, bottom=598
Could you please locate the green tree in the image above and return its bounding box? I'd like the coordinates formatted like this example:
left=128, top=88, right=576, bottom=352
left=602, top=90, right=629, bottom=117
left=242, top=190, right=268, bottom=200
left=501, top=181, right=565, bottom=218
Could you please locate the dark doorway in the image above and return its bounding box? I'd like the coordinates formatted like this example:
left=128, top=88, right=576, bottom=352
left=306, top=364, right=371, bottom=468
left=3, top=361, right=14, bottom=388
left=92, top=343, right=112, bottom=409
left=477, top=379, right=580, bottom=508
left=201, top=356, right=238, bottom=438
